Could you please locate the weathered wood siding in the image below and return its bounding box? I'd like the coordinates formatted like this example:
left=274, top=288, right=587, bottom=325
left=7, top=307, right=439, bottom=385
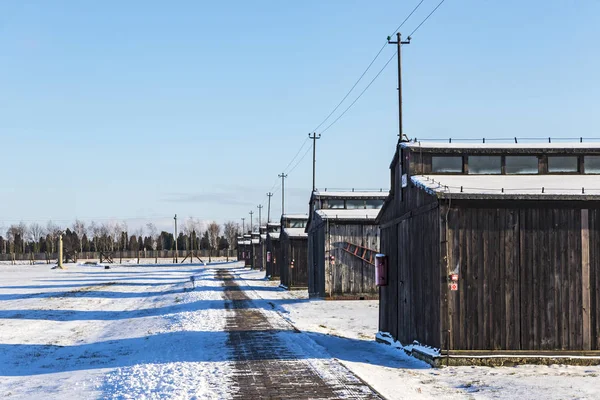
left=591, top=208, right=600, bottom=350
left=378, top=147, right=441, bottom=346
left=255, top=242, right=264, bottom=270
left=327, top=223, right=379, bottom=298
left=308, top=214, right=381, bottom=298
left=444, top=203, right=600, bottom=351
left=280, top=234, right=309, bottom=289
left=265, top=236, right=281, bottom=279
left=308, top=222, right=326, bottom=297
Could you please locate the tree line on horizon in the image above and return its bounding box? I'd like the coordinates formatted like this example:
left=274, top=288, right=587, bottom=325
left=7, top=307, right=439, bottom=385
left=0, top=219, right=243, bottom=255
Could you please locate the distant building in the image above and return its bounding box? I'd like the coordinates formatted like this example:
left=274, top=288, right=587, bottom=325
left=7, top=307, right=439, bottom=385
left=279, top=214, right=309, bottom=289
left=377, top=141, right=600, bottom=353
left=306, top=190, right=387, bottom=299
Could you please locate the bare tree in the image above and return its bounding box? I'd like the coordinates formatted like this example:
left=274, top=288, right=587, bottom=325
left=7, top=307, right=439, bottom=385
left=29, top=223, right=46, bottom=253
left=73, top=219, right=86, bottom=253
left=223, top=221, right=240, bottom=251
left=146, top=222, right=158, bottom=250
left=207, top=221, right=220, bottom=261
left=99, top=223, right=111, bottom=251
left=46, top=221, right=61, bottom=254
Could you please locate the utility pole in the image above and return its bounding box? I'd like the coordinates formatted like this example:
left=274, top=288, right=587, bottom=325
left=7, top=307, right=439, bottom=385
left=257, top=204, right=263, bottom=229
left=266, top=192, right=273, bottom=223
left=387, top=32, right=410, bottom=141
left=174, top=214, right=178, bottom=263
left=241, top=217, right=245, bottom=235
left=249, top=211, right=254, bottom=233
left=309, top=132, right=321, bottom=192
left=278, top=173, right=288, bottom=216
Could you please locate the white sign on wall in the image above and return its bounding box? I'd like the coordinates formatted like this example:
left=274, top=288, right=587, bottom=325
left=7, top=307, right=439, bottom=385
left=401, top=174, right=408, bottom=188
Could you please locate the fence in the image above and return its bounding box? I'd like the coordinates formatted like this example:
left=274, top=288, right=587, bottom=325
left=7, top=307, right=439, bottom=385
left=0, top=249, right=237, bottom=263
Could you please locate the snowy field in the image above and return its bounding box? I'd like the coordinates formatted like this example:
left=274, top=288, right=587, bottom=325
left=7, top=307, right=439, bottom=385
left=0, top=262, right=598, bottom=399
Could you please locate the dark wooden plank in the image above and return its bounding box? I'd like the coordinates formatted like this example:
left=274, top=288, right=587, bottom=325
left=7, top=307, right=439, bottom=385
left=559, top=209, right=570, bottom=349
left=476, top=208, right=485, bottom=349
left=581, top=209, right=591, bottom=350
left=568, top=209, right=578, bottom=349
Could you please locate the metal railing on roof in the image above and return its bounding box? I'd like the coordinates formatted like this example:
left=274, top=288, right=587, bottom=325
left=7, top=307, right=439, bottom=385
left=410, top=137, right=600, bottom=144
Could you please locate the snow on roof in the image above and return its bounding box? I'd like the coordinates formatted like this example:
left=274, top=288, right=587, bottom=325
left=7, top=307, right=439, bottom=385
left=267, top=232, right=280, bottom=240
left=312, top=190, right=388, bottom=199
left=283, top=227, right=308, bottom=238
left=260, top=234, right=267, bottom=240
left=267, top=222, right=280, bottom=227
left=412, top=174, right=600, bottom=200
left=315, top=209, right=381, bottom=221
left=238, top=240, right=251, bottom=245
left=251, top=238, right=260, bottom=245
left=401, top=141, right=600, bottom=150
left=282, top=214, right=308, bottom=220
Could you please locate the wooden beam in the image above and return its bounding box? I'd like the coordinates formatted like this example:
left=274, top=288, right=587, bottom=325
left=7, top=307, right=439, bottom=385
left=379, top=201, right=439, bottom=230
left=582, top=209, right=591, bottom=350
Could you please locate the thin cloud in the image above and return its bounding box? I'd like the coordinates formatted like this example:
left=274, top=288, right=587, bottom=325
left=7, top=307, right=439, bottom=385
left=162, top=192, right=255, bottom=207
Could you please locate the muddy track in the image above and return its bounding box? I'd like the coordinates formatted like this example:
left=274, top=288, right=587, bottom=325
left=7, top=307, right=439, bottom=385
left=217, top=269, right=382, bottom=399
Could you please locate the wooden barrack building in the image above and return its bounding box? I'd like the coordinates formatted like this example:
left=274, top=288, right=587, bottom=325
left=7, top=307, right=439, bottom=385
left=280, top=214, right=309, bottom=290
left=265, top=222, right=282, bottom=280
left=306, top=190, right=387, bottom=299
left=377, top=141, right=600, bottom=352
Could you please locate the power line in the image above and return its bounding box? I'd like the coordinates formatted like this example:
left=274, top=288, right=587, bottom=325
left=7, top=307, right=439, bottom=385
left=409, top=0, right=447, bottom=37
left=288, top=143, right=313, bottom=175
left=283, top=137, right=311, bottom=173
left=312, top=0, right=426, bottom=133
left=319, top=50, right=397, bottom=135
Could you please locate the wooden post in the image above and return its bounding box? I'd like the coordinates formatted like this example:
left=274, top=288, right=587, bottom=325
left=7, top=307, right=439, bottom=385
left=58, top=234, right=64, bottom=269
left=581, top=209, right=591, bottom=350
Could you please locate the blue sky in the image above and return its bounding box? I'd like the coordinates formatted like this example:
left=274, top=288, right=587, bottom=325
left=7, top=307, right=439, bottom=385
left=1, top=0, right=599, bottom=232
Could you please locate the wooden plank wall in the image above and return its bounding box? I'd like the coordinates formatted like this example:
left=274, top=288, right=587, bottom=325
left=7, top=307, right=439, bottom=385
left=379, top=225, right=398, bottom=337
left=327, top=223, right=379, bottom=297
left=256, top=243, right=264, bottom=270
left=395, top=207, right=441, bottom=348
left=280, top=236, right=291, bottom=286
left=444, top=205, right=599, bottom=351
left=590, top=209, right=600, bottom=350
left=280, top=237, right=309, bottom=288
left=265, top=237, right=282, bottom=279
left=308, top=220, right=326, bottom=297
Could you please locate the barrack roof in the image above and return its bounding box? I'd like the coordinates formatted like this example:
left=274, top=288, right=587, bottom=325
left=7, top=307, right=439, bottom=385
left=401, top=141, right=600, bottom=154
left=311, top=190, right=388, bottom=199
left=315, top=209, right=381, bottom=221
left=281, top=214, right=309, bottom=220
left=412, top=175, right=600, bottom=200
left=267, top=232, right=280, bottom=240
left=282, top=227, right=308, bottom=238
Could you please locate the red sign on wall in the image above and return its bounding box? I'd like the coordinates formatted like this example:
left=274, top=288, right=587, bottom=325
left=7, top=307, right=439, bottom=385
left=450, top=283, right=458, bottom=291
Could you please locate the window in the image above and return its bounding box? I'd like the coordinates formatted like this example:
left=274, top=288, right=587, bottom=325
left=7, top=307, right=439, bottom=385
left=505, top=156, right=538, bottom=174
left=365, top=199, right=385, bottom=209
left=432, top=156, right=462, bottom=173
left=289, top=220, right=307, bottom=228
left=326, top=199, right=345, bottom=209
left=585, top=156, right=600, bottom=174
left=548, top=156, right=578, bottom=173
left=346, top=199, right=365, bottom=209
left=469, top=156, right=501, bottom=174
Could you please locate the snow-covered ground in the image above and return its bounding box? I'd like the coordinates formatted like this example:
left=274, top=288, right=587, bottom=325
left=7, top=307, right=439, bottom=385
left=1, top=263, right=598, bottom=399
left=238, top=267, right=600, bottom=400
left=0, top=262, right=236, bottom=399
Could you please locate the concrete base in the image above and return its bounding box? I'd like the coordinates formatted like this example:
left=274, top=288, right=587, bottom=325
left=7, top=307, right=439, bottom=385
left=376, top=333, right=600, bottom=368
